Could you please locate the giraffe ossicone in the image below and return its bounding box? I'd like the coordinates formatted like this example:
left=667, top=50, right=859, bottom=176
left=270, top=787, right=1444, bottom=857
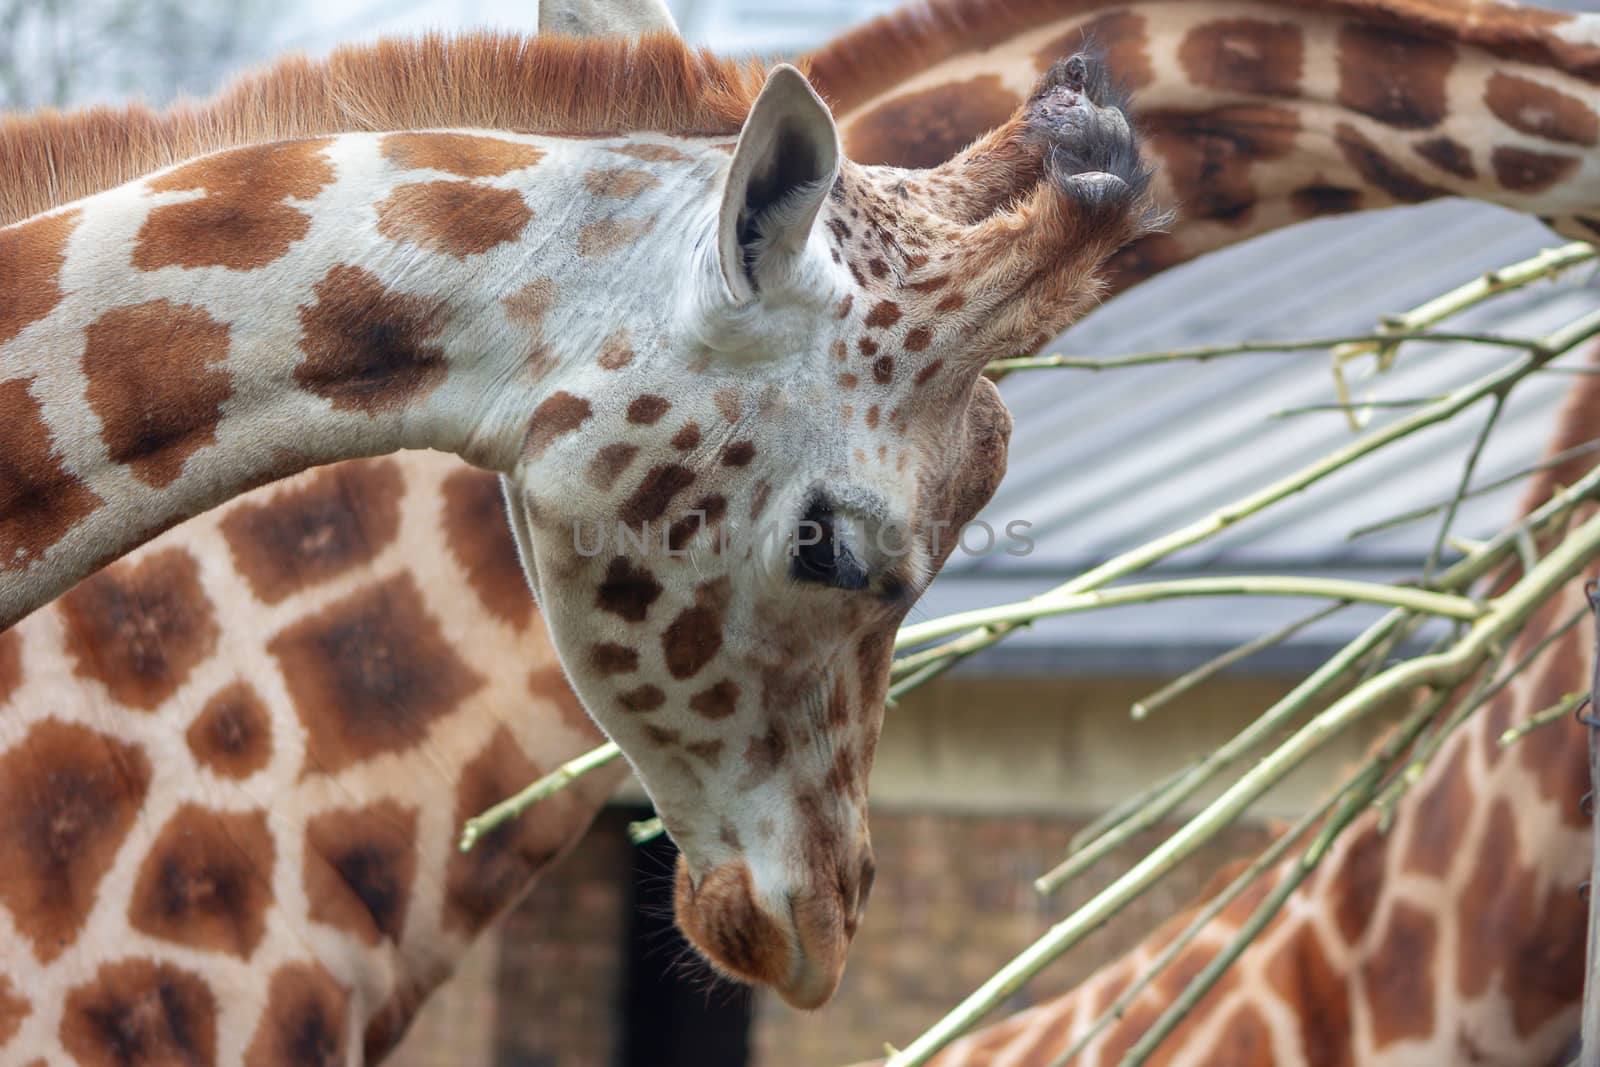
left=0, top=38, right=1157, bottom=1006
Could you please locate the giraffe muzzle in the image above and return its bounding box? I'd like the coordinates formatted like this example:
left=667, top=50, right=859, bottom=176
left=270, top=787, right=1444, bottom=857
left=673, top=850, right=872, bottom=1009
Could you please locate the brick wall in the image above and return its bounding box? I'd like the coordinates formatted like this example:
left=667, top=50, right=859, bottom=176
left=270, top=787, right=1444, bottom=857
left=747, top=808, right=1271, bottom=1067
left=475, top=805, right=1270, bottom=1067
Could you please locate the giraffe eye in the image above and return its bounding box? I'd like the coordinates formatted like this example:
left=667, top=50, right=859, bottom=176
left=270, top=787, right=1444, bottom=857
left=791, top=501, right=869, bottom=591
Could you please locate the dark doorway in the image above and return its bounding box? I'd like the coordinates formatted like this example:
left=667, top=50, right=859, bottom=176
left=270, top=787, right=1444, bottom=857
left=617, top=813, right=752, bottom=1067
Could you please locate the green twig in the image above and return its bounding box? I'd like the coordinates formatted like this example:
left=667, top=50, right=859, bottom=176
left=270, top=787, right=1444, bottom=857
left=893, top=307, right=1600, bottom=682
left=1500, top=690, right=1590, bottom=747
left=1113, top=688, right=1448, bottom=1067
left=1130, top=602, right=1350, bottom=720
left=884, top=506, right=1600, bottom=1066
left=458, top=742, right=621, bottom=852
left=1033, top=610, right=1409, bottom=896
left=629, top=816, right=665, bottom=845
left=896, top=577, right=1483, bottom=654
left=986, top=330, right=1548, bottom=375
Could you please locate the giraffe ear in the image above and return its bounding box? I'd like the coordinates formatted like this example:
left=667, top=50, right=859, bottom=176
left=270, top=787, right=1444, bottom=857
left=717, top=64, right=840, bottom=304
left=537, top=0, right=679, bottom=36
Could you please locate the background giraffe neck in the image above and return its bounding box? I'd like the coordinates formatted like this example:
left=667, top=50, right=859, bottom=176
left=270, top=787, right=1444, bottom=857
left=0, top=450, right=627, bottom=1062
left=812, top=0, right=1600, bottom=293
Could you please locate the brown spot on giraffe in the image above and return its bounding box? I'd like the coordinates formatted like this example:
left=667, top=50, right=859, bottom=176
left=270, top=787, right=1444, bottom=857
left=584, top=167, right=661, bottom=199
left=502, top=277, right=555, bottom=328
left=843, top=75, right=1022, bottom=169
left=1266, top=925, right=1353, bottom=1067
left=721, top=441, right=756, bottom=467
left=591, top=643, right=640, bottom=675
left=714, top=388, right=742, bottom=423
left=627, top=394, right=670, bottom=425
left=0, top=719, right=152, bottom=963
left=865, top=300, right=902, bottom=329
left=738, top=723, right=789, bottom=789
left=1362, top=901, right=1438, bottom=1047
left=0, top=209, right=78, bottom=345
left=1413, top=136, right=1478, bottom=179
left=1143, top=106, right=1301, bottom=223
left=135, top=139, right=334, bottom=272
left=619, top=464, right=696, bottom=528
left=267, top=573, right=486, bottom=775
left=219, top=457, right=404, bottom=603
left=872, top=356, right=895, bottom=384
left=304, top=800, right=419, bottom=946
left=690, top=679, right=740, bottom=721
left=1334, top=122, right=1452, bottom=203
left=1403, top=742, right=1472, bottom=878
left=0, top=976, right=27, bottom=1046
left=60, top=958, right=217, bottom=1067
left=618, top=685, right=667, bottom=712
left=445, top=725, right=584, bottom=934
left=1327, top=821, right=1387, bottom=944
left=662, top=580, right=729, bottom=680
left=671, top=422, right=702, bottom=451
left=381, top=131, right=544, bottom=177
left=607, top=142, right=689, bottom=163
left=243, top=961, right=349, bottom=1067
left=1179, top=19, right=1305, bottom=97
left=375, top=180, right=532, bottom=257
left=1515, top=620, right=1591, bottom=827
left=362, top=993, right=413, bottom=1065
left=294, top=263, right=449, bottom=415
left=1206, top=1004, right=1275, bottom=1066
left=1457, top=797, right=1556, bottom=1007
left=187, top=680, right=274, bottom=779
left=0, top=627, right=21, bottom=705
left=1033, top=11, right=1152, bottom=91
left=80, top=300, right=232, bottom=488
left=127, top=803, right=274, bottom=959
left=59, top=547, right=220, bottom=710
left=1336, top=25, right=1456, bottom=129
left=441, top=468, right=534, bottom=629
left=578, top=216, right=656, bottom=258
left=1491, top=146, right=1581, bottom=193
left=1485, top=72, right=1599, bottom=147
left=1291, top=185, right=1364, bottom=218
left=598, top=328, right=635, bottom=370
left=596, top=557, right=662, bottom=622
left=521, top=391, right=593, bottom=461
left=588, top=442, right=639, bottom=490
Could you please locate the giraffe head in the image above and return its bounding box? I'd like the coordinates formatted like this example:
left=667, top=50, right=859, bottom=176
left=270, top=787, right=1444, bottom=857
left=506, top=53, right=1157, bottom=1006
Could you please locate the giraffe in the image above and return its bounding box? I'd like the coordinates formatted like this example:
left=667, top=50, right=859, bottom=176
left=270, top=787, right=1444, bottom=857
left=807, top=0, right=1600, bottom=291
left=0, top=2, right=1590, bottom=1063
left=0, top=29, right=1162, bottom=1045
left=0, top=0, right=1593, bottom=1059
left=851, top=357, right=1600, bottom=1067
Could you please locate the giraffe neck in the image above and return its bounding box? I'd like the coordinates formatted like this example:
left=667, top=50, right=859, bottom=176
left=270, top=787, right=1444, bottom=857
left=813, top=0, right=1600, bottom=291
left=0, top=128, right=720, bottom=628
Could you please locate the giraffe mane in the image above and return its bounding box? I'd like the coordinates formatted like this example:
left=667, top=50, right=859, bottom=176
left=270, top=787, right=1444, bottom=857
left=0, top=30, right=775, bottom=226
left=804, top=0, right=1600, bottom=116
